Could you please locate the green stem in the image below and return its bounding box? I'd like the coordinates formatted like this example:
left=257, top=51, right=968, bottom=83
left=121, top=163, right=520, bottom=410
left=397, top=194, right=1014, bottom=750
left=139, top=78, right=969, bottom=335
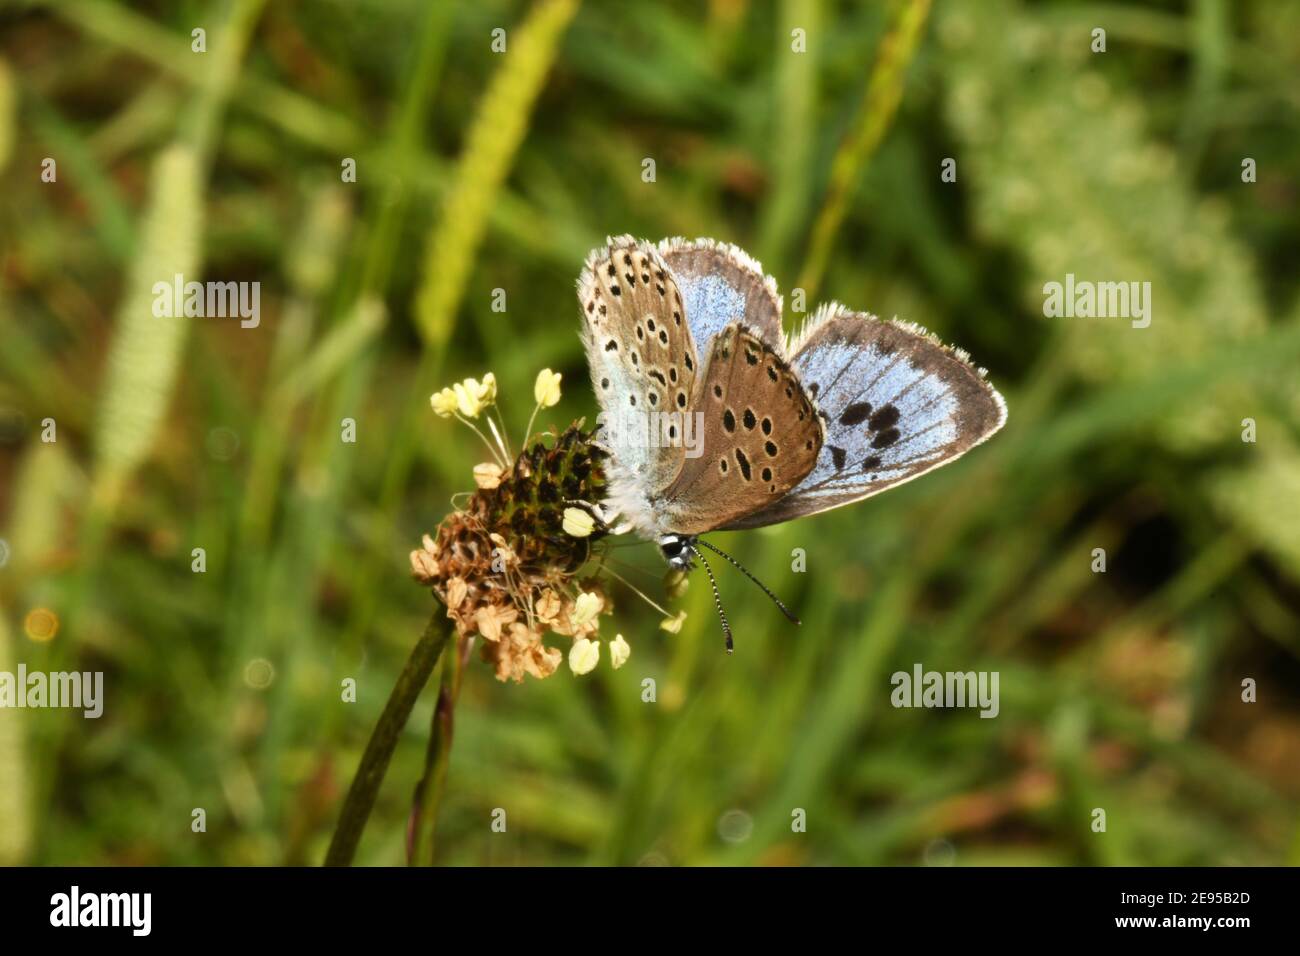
left=324, top=615, right=452, bottom=866
left=797, top=0, right=932, bottom=299
left=410, top=636, right=470, bottom=865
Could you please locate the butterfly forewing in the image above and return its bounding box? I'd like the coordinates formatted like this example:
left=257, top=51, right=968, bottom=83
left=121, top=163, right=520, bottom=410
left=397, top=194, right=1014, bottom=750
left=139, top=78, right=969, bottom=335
left=579, top=236, right=699, bottom=495
left=658, top=238, right=786, bottom=361
left=659, top=323, right=823, bottom=535
left=724, top=305, right=1006, bottom=530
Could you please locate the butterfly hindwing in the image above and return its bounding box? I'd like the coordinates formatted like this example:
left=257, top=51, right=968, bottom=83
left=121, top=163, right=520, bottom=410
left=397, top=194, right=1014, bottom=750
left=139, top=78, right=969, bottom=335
left=724, top=305, right=1007, bottom=530
left=579, top=236, right=698, bottom=495
left=658, top=238, right=785, bottom=360
left=659, top=323, right=823, bottom=535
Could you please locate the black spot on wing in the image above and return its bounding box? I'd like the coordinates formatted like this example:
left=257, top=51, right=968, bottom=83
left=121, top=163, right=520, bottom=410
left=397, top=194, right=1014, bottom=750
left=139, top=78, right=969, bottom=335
left=839, top=401, right=873, bottom=426
left=735, top=448, right=752, bottom=480
left=869, top=404, right=900, bottom=431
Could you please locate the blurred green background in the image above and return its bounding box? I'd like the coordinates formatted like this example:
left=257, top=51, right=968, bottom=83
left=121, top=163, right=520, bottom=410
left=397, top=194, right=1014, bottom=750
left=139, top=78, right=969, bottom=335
left=2, top=0, right=1299, bottom=866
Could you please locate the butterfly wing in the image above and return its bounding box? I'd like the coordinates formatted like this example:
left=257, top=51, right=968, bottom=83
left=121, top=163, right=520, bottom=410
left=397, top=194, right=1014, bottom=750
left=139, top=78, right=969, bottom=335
left=579, top=236, right=698, bottom=497
left=723, top=305, right=1007, bottom=530
left=658, top=238, right=785, bottom=360
left=658, top=322, right=823, bottom=535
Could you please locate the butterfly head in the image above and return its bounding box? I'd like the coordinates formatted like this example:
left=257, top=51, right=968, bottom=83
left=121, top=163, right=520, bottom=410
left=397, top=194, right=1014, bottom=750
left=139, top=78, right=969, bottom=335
left=657, top=533, right=697, bottom=571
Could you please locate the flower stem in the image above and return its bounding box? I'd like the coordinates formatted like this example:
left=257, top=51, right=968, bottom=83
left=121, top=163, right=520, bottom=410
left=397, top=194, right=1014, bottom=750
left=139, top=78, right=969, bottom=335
left=409, top=635, right=470, bottom=865
left=796, top=0, right=932, bottom=300
left=324, top=614, right=452, bottom=866
left=454, top=412, right=508, bottom=467
left=523, top=401, right=542, bottom=447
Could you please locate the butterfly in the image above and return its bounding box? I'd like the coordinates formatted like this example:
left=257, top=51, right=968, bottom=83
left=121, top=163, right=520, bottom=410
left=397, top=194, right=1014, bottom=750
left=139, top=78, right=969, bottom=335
left=578, top=236, right=1006, bottom=650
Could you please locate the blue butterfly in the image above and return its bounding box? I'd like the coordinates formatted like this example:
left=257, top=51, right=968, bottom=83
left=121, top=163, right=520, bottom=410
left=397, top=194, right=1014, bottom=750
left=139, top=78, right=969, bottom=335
left=580, top=236, right=1006, bottom=649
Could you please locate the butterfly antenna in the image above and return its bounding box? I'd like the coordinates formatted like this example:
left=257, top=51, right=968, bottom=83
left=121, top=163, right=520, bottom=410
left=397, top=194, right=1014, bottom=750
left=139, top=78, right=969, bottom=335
left=689, top=544, right=734, bottom=654
left=695, top=538, right=800, bottom=625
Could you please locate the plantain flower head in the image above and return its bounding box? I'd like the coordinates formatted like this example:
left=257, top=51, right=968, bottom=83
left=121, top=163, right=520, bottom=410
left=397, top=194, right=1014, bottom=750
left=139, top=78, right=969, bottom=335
left=412, top=369, right=685, bottom=683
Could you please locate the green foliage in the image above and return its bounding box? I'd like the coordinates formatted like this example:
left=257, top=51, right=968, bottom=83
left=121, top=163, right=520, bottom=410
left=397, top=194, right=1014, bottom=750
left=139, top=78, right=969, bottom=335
left=1, top=0, right=1298, bottom=867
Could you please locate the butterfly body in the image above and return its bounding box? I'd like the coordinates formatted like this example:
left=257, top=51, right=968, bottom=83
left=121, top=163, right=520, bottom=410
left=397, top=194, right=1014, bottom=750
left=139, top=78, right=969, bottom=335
left=580, top=235, right=1006, bottom=551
